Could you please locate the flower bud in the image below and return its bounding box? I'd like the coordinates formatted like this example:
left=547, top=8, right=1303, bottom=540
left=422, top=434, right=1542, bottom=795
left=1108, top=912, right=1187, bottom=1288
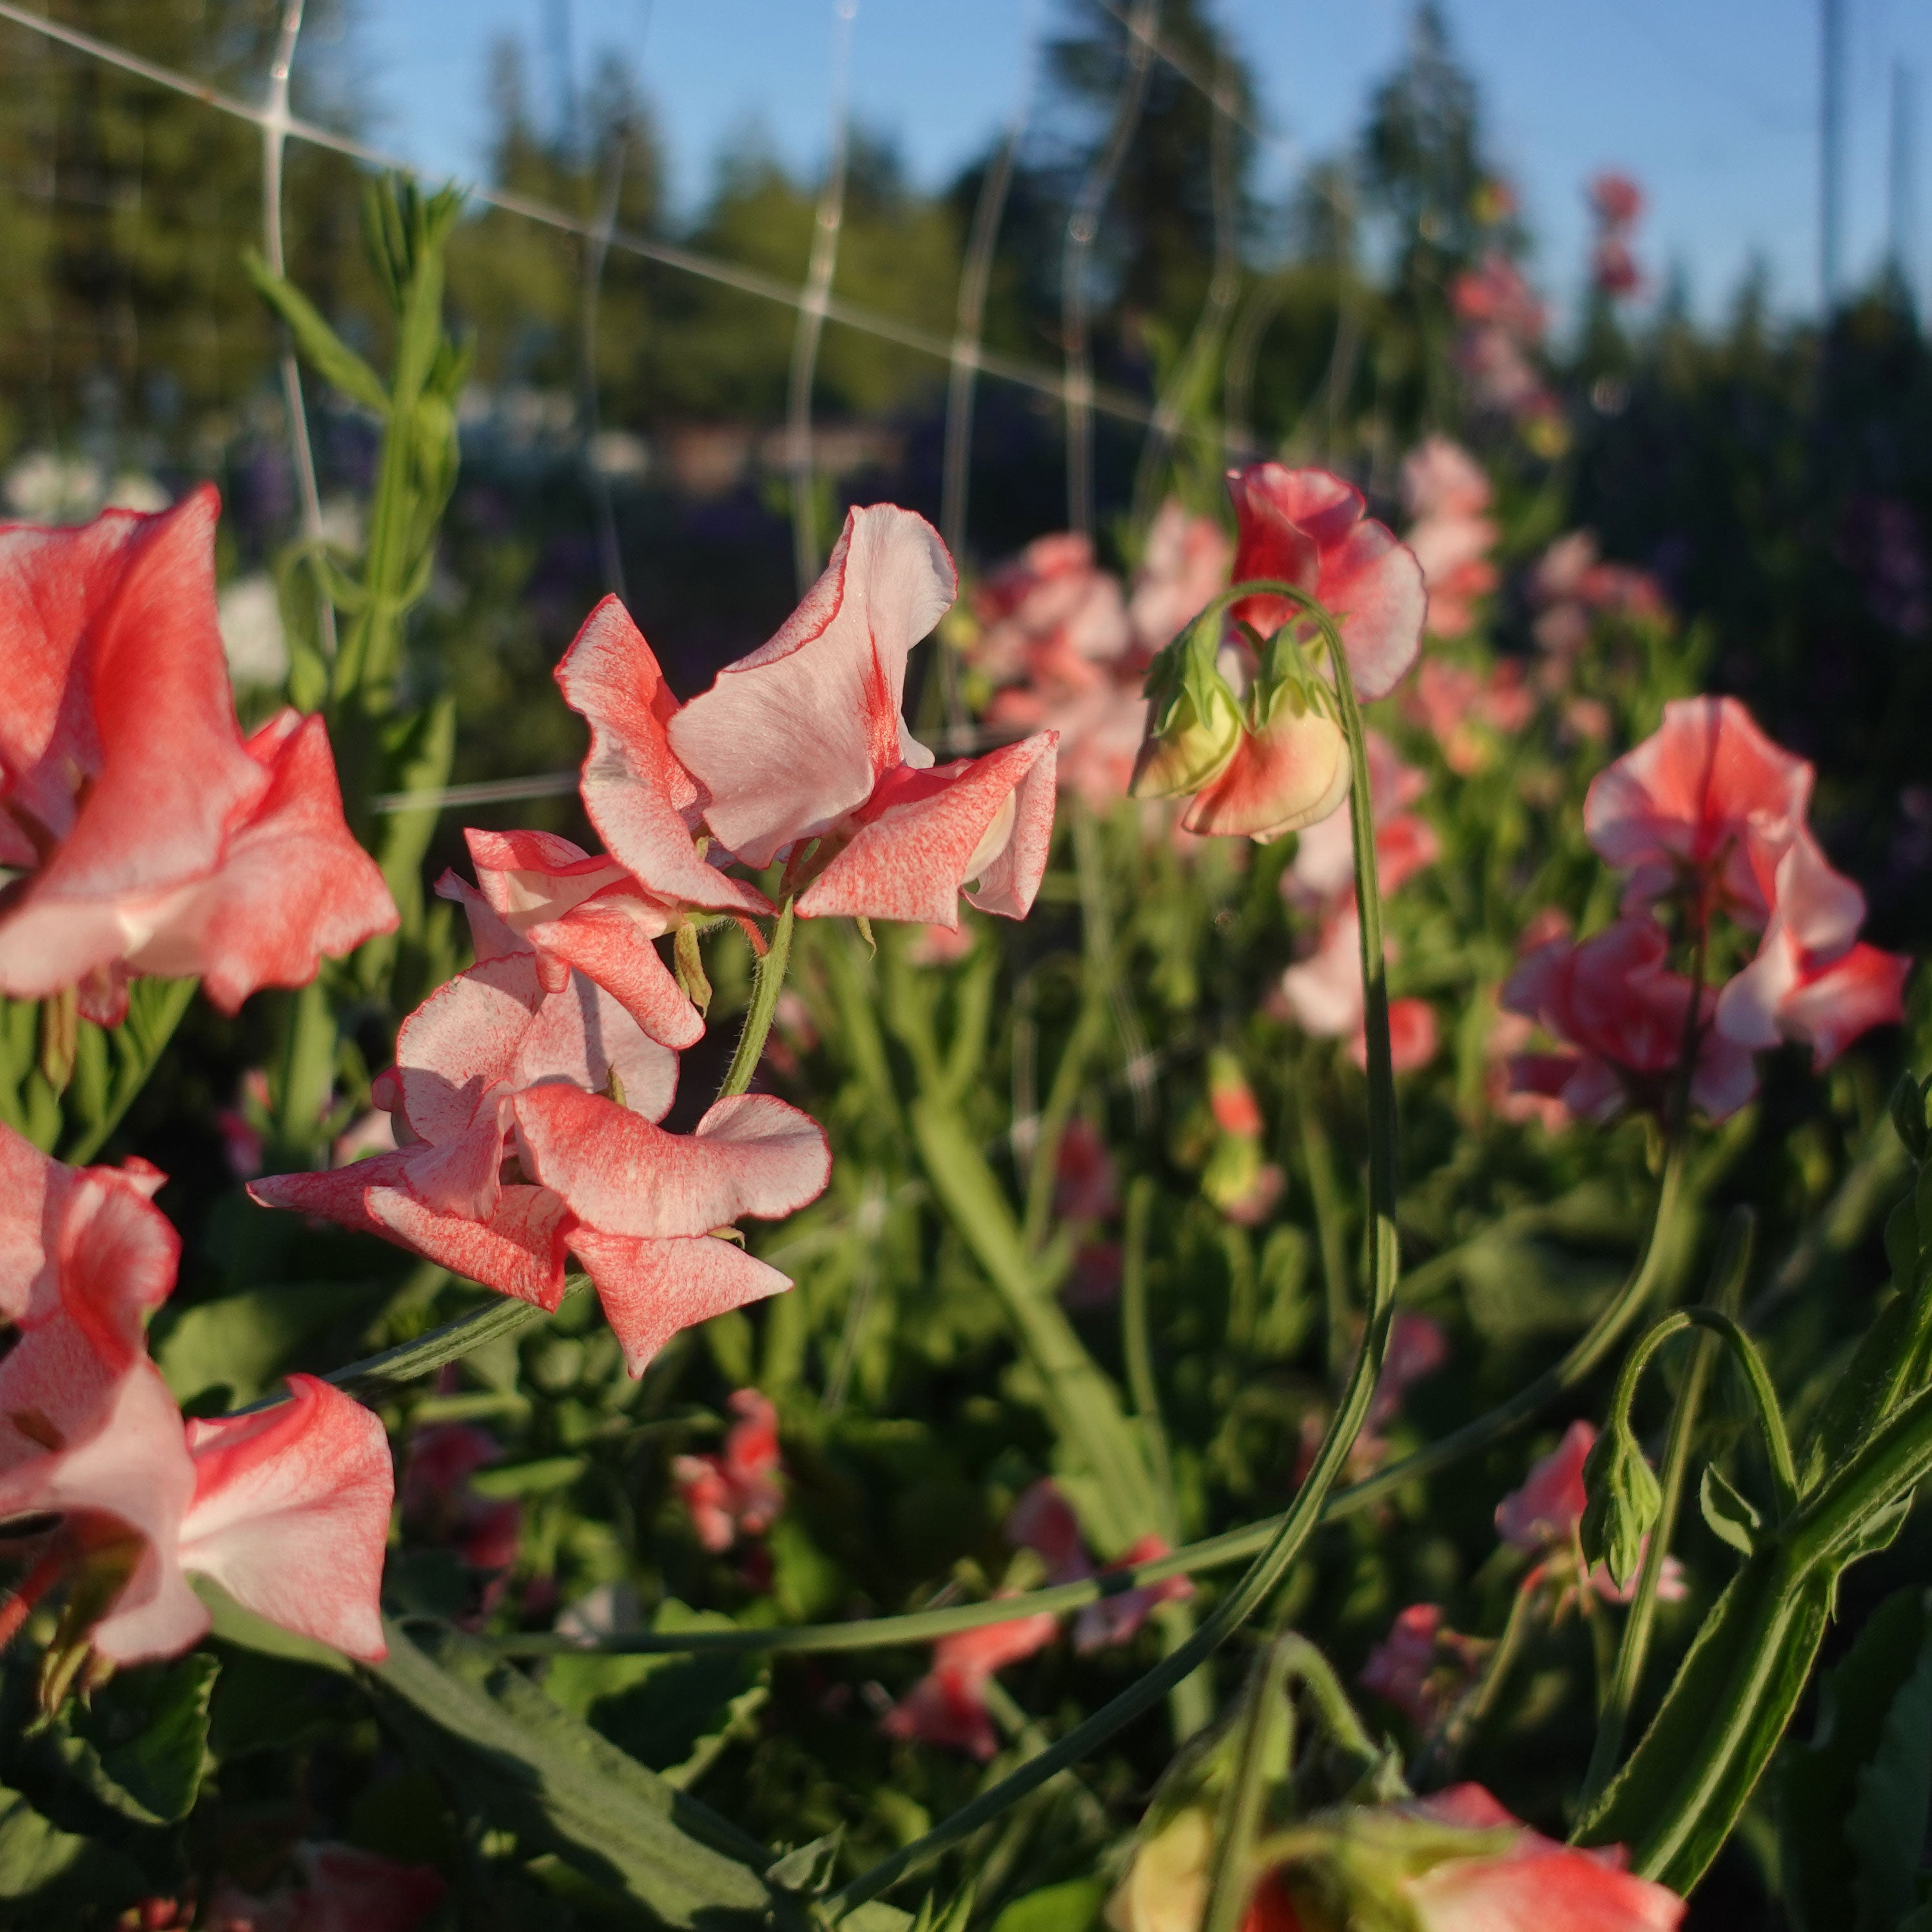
left=1580, top=1418, right=1663, bottom=1592
left=1132, top=625, right=1244, bottom=800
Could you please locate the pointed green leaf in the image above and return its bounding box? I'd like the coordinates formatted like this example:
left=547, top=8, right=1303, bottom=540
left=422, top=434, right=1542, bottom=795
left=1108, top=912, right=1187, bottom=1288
left=0, top=1784, right=142, bottom=1908
left=52, top=1652, right=218, bottom=1826
left=243, top=252, right=389, bottom=416
left=1699, top=1464, right=1762, bottom=1557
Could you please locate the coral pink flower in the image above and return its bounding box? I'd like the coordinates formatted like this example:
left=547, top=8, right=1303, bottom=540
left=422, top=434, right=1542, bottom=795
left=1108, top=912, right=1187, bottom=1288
left=883, top=1608, right=1059, bottom=1759
left=1251, top=1784, right=1684, bottom=1932
left=0, top=489, right=395, bottom=1022
left=1717, top=917, right=1909, bottom=1068
left=1004, top=1479, right=1192, bottom=1652
left=1280, top=910, right=1439, bottom=1076
left=1225, top=465, right=1427, bottom=701
left=252, top=956, right=830, bottom=1375
left=1501, top=915, right=1759, bottom=1122
left=1282, top=730, right=1438, bottom=910
left=663, top=507, right=1057, bottom=926
left=1450, top=255, right=1547, bottom=340
left=973, top=532, right=1132, bottom=690
left=204, top=1842, right=445, bottom=1932
left=1128, top=500, right=1232, bottom=652
left=440, top=826, right=713, bottom=1050
left=0, top=1125, right=392, bottom=1665
left=1407, top=658, right=1535, bottom=775
left=672, top=1389, right=785, bottom=1552
left=400, top=1423, right=520, bottom=1572
left=993, top=678, right=1149, bottom=812
left=1360, top=1603, right=1479, bottom=1728
left=1401, top=438, right=1499, bottom=640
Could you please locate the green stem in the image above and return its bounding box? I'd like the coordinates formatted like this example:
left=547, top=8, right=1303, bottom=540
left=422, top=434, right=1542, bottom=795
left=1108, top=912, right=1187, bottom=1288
left=1200, top=1639, right=1297, bottom=1932
left=1581, top=1213, right=1752, bottom=1809
left=1122, top=1176, right=1177, bottom=1542
left=820, top=625, right=1404, bottom=1923
left=717, top=900, right=795, bottom=1101
left=1297, top=1077, right=1352, bottom=1385
left=59, top=977, right=197, bottom=1165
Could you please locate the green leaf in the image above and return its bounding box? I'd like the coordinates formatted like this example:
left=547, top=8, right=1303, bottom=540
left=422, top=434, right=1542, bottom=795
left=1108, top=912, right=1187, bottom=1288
left=467, top=1456, right=586, bottom=1499
left=989, top=1878, right=1105, bottom=1932
left=1782, top=1589, right=1932, bottom=1932
left=52, top=1651, right=218, bottom=1826
left=364, top=1621, right=910, bottom=1931
left=244, top=252, right=390, bottom=416
left=1699, top=1464, right=1763, bottom=1557
left=0, top=1783, right=142, bottom=1909
left=153, top=1279, right=398, bottom=1407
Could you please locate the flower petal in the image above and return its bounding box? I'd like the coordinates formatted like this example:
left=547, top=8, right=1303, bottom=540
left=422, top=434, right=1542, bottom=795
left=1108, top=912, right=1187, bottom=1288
left=178, top=1374, right=392, bottom=1661
left=670, top=505, right=957, bottom=867
left=511, top=1086, right=831, bottom=1239
left=525, top=890, right=704, bottom=1052
left=1182, top=704, right=1351, bottom=840
left=567, top=1229, right=792, bottom=1376
left=367, top=1183, right=573, bottom=1309
left=554, top=596, right=773, bottom=915
left=796, top=734, right=1058, bottom=926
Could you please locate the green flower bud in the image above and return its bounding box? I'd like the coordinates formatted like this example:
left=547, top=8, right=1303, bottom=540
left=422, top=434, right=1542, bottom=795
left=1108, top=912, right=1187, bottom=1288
left=1580, top=1419, right=1662, bottom=1592
left=1132, top=621, right=1243, bottom=800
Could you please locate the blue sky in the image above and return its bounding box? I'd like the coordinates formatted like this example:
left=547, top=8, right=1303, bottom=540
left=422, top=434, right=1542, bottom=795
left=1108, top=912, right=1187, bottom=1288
left=346, top=0, right=1932, bottom=326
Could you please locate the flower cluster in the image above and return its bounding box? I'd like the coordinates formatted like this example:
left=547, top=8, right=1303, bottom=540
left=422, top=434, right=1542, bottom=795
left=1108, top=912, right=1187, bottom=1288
left=0, top=1121, right=391, bottom=1672
left=673, top=1388, right=785, bottom=1552
left=0, top=489, right=395, bottom=1021
left=1588, top=170, right=1648, bottom=300
left=1401, top=436, right=1499, bottom=641
left=1449, top=254, right=1565, bottom=449
left=1503, top=697, right=1909, bottom=1122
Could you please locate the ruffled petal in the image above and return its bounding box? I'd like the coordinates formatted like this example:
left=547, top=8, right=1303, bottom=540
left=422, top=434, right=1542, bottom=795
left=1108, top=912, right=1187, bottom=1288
left=525, top=890, right=704, bottom=1051
left=554, top=596, right=773, bottom=915
left=797, top=734, right=1058, bottom=926
left=511, top=1086, right=831, bottom=1239
left=367, top=1183, right=573, bottom=1308
left=567, top=1229, right=792, bottom=1376
left=1182, top=704, right=1350, bottom=840
left=670, top=505, right=957, bottom=867
left=178, top=1374, right=392, bottom=1661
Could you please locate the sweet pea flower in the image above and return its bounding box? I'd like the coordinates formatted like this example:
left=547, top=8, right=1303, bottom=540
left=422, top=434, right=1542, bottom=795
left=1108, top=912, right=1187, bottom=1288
left=882, top=1606, right=1059, bottom=1760
left=1716, top=912, right=1909, bottom=1068
left=1401, top=438, right=1499, bottom=640
left=1406, top=658, right=1535, bottom=776
left=665, top=506, right=1058, bottom=926
left=1004, top=1478, right=1193, bottom=1652
left=1501, top=915, right=1759, bottom=1122
left=0, top=488, right=396, bottom=1022
left=251, top=950, right=830, bottom=1375
left=204, top=1842, right=446, bottom=1932
left=438, top=826, right=716, bottom=1051
left=1128, top=500, right=1233, bottom=653
left=1280, top=730, right=1438, bottom=912
left=672, top=1389, right=785, bottom=1552
left=973, top=532, right=1132, bottom=691
left=1245, top=1784, right=1684, bottom=1932
left=1131, top=468, right=1424, bottom=844
left=1201, top=1053, right=1282, bottom=1224
left=0, top=1124, right=391, bottom=1666
left=1360, top=1602, right=1481, bottom=1728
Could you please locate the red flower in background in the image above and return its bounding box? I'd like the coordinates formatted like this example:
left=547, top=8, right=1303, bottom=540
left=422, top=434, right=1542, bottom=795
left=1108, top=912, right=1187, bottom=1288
left=204, top=1842, right=445, bottom=1932
left=1004, top=1478, right=1192, bottom=1653
left=400, top=1423, right=521, bottom=1572
left=1401, top=437, right=1499, bottom=640
left=1360, top=1602, right=1481, bottom=1728
left=1501, top=915, right=1758, bottom=1122
left=1225, top=465, right=1428, bottom=701
left=673, top=1389, right=785, bottom=1552
left=0, top=1122, right=391, bottom=1665
left=882, top=1607, right=1059, bottom=1760
left=0, top=489, right=395, bottom=1022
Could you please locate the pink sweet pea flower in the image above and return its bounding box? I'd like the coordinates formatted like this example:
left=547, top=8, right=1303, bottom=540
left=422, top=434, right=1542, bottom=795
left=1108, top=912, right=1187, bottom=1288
left=663, top=506, right=1058, bottom=926
left=1004, top=1480, right=1191, bottom=1653
left=440, top=826, right=714, bottom=1050
left=1406, top=658, right=1535, bottom=774
left=1281, top=730, right=1438, bottom=910
left=0, top=488, right=395, bottom=1022
left=672, top=1388, right=785, bottom=1552
left=1250, top=1784, right=1684, bottom=1932
left=252, top=955, right=830, bottom=1376
left=400, top=1423, right=521, bottom=1572
left=1501, top=915, right=1759, bottom=1122
left=204, top=1842, right=445, bottom=1932
left=973, top=532, right=1132, bottom=690
left=1401, top=438, right=1499, bottom=641
left=1583, top=696, right=1824, bottom=928
left=0, top=1124, right=391, bottom=1666
left=1717, top=918, right=1909, bottom=1068
left=1590, top=171, right=1646, bottom=229
left=1127, top=500, right=1232, bottom=652
left=1360, top=1603, right=1480, bottom=1728
left=883, top=1608, right=1059, bottom=1760
left=1225, top=465, right=1427, bottom=702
